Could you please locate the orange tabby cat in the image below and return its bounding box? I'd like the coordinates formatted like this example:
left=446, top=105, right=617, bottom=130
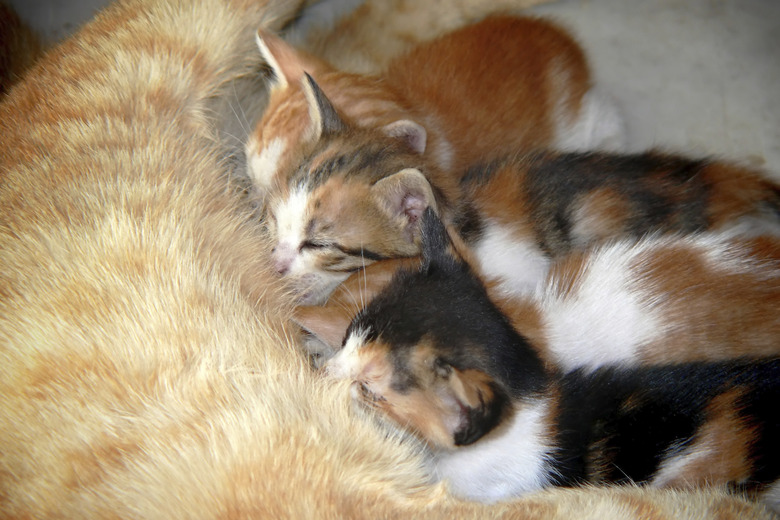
left=4, top=0, right=773, bottom=517
left=246, top=14, right=624, bottom=196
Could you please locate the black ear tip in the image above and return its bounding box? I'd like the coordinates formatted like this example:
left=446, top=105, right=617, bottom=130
left=302, top=71, right=345, bottom=136
left=420, top=208, right=450, bottom=269
left=303, top=71, right=320, bottom=94
left=421, top=207, right=444, bottom=242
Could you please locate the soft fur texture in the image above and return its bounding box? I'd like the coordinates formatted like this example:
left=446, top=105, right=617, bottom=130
left=285, top=0, right=555, bottom=74
left=248, top=14, right=626, bottom=303
left=0, top=0, right=776, bottom=517
left=321, top=210, right=780, bottom=505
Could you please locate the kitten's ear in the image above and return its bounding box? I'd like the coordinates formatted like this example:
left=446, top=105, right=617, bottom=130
left=256, top=30, right=323, bottom=88
left=302, top=73, right=347, bottom=141
left=381, top=120, right=427, bottom=154
left=292, top=305, right=352, bottom=350
left=444, top=367, right=509, bottom=446
left=371, top=169, right=438, bottom=243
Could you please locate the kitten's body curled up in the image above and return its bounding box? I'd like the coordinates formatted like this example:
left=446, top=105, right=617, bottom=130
left=265, top=80, right=780, bottom=303
left=318, top=210, right=780, bottom=505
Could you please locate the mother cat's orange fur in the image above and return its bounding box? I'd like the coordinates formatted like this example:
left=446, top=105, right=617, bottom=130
left=0, top=0, right=774, bottom=517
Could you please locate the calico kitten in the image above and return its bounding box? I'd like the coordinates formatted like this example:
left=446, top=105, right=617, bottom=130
left=265, top=80, right=780, bottom=303
left=456, top=151, right=780, bottom=297
left=248, top=14, right=624, bottom=198
left=320, top=210, right=780, bottom=505
left=300, top=209, right=780, bottom=369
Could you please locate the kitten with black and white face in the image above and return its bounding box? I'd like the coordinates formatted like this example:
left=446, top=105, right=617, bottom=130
left=314, top=210, right=780, bottom=505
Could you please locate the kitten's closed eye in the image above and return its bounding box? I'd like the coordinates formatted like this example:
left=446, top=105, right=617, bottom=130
left=300, top=240, right=330, bottom=249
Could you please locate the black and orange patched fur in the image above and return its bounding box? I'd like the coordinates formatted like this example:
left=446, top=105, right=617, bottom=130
left=316, top=210, right=780, bottom=505
left=260, top=70, right=780, bottom=304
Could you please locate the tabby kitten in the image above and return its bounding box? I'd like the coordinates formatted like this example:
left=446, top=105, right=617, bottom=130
left=265, top=79, right=780, bottom=303
left=320, top=210, right=780, bottom=505
left=248, top=14, right=624, bottom=201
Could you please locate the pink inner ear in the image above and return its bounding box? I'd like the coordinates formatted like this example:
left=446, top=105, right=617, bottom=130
left=402, top=193, right=427, bottom=223
left=382, top=120, right=427, bottom=154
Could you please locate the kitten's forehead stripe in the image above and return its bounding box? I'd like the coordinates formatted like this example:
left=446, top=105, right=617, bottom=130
left=289, top=134, right=422, bottom=191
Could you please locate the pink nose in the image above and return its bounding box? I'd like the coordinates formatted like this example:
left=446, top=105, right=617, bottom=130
left=272, top=243, right=297, bottom=275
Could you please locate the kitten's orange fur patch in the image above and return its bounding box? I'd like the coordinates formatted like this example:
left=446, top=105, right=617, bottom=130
left=570, top=188, right=633, bottom=245
left=653, top=389, right=755, bottom=489
left=634, top=240, right=780, bottom=361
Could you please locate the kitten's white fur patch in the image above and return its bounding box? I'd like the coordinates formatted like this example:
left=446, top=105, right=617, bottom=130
left=538, top=239, right=662, bottom=370
left=555, top=87, right=626, bottom=152
left=247, top=136, right=286, bottom=190
left=325, top=328, right=368, bottom=380
left=272, top=187, right=348, bottom=304
left=761, top=479, right=780, bottom=512
left=273, top=186, right=308, bottom=249
left=433, top=398, right=555, bottom=502
left=472, top=220, right=550, bottom=298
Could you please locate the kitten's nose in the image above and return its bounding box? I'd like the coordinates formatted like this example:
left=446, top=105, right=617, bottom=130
left=272, top=243, right=296, bottom=275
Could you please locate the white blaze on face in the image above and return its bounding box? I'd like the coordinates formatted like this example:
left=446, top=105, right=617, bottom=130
left=246, top=136, right=287, bottom=190
left=270, top=186, right=350, bottom=304
left=325, top=327, right=369, bottom=380
left=271, top=186, right=310, bottom=273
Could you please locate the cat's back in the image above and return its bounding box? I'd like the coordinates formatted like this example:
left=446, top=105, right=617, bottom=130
left=385, top=15, right=591, bottom=168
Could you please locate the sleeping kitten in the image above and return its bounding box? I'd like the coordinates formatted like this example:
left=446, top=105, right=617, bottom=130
left=247, top=14, right=624, bottom=198
left=300, top=209, right=780, bottom=369
left=265, top=81, right=780, bottom=303
left=319, top=210, right=780, bottom=505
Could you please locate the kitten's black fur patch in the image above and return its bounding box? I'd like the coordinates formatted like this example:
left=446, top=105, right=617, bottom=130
left=348, top=209, right=549, bottom=400
left=304, top=73, right=346, bottom=136
left=524, top=151, right=709, bottom=255
left=458, top=151, right=719, bottom=256
left=347, top=212, right=780, bottom=493
left=551, top=359, right=780, bottom=490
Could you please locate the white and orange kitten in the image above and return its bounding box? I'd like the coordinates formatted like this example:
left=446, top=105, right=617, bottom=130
left=247, top=15, right=624, bottom=194
left=261, top=79, right=780, bottom=304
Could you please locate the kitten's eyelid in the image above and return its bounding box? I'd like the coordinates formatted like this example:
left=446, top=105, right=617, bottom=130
left=300, top=239, right=331, bottom=249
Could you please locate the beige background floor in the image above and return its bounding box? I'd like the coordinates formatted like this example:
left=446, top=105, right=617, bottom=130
left=8, top=0, right=780, bottom=176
